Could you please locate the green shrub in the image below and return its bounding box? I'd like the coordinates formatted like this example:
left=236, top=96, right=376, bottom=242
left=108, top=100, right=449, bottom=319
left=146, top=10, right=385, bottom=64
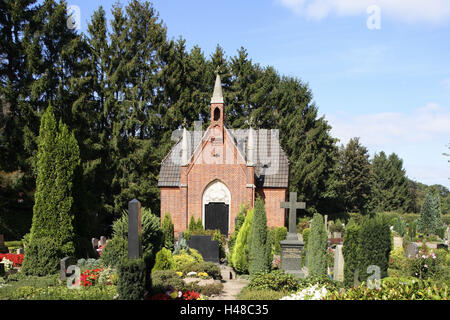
left=393, top=217, right=407, bottom=237
left=239, top=288, right=286, bottom=300
left=1, top=285, right=117, bottom=300
left=180, top=262, right=222, bottom=280
left=247, top=270, right=300, bottom=292
left=231, top=209, right=254, bottom=274
left=343, top=222, right=361, bottom=287
left=358, top=216, right=391, bottom=282
left=97, top=267, right=118, bottom=286
left=389, top=247, right=408, bottom=272
left=152, top=248, right=176, bottom=271
left=100, top=237, right=127, bottom=267
left=117, top=258, right=146, bottom=300
left=173, top=248, right=204, bottom=271
left=326, top=277, right=449, bottom=300
left=112, top=207, right=163, bottom=259
left=408, top=220, right=417, bottom=239
left=302, top=228, right=311, bottom=267
left=151, top=270, right=185, bottom=293
left=228, top=204, right=247, bottom=255
left=249, top=198, right=271, bottom=275
left=162, top=213, right=174, bottom=250
left=21, top=237, right=61, bottom=276
left=307, top=213, right=328, bottom=277
left=272, top=227, right=287, bottom=255
left=198, top=282, right=223, bottom=296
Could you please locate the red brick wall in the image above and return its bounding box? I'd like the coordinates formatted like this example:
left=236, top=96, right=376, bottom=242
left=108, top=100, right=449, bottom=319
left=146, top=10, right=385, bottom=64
left=257, top=188, right=287, bottom=228
left=160, top=187, right=185, bottom=234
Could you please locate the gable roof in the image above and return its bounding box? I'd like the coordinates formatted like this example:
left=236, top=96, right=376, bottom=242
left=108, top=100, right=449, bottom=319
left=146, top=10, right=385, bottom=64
left=158, top=127, right=289, bottom=188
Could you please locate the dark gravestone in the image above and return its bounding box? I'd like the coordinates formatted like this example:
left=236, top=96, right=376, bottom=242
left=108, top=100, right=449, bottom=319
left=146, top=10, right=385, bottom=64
left=187, top=235, right=219, bottom=263
left=437, top=243, right=448, bottom=250
left=60, top=256, right=77, bottom=281
left=280, top=192, right=306, bottom=278
left=128, top=199, right=142, bottom=259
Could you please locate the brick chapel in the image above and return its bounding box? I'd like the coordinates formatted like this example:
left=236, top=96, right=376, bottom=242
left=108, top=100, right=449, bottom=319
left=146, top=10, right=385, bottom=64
left=158, top=74, right=290, bottom=237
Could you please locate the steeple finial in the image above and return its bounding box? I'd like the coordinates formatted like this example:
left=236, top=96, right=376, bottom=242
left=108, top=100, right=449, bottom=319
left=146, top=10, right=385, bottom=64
left=211, top=73, right=224, bottom=104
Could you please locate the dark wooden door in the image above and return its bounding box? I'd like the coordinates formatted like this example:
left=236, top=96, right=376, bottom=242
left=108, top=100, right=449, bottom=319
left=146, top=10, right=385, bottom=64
left=205, top=202, right=229, bottom=235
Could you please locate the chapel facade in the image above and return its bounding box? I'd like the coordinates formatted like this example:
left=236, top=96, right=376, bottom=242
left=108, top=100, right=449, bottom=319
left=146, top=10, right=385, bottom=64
left=158, top=74, right=290, bottom=237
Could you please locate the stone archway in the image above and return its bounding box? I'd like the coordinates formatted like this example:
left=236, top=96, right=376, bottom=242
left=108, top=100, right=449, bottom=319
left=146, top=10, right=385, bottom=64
left=202, top=180, right=231, bottom=235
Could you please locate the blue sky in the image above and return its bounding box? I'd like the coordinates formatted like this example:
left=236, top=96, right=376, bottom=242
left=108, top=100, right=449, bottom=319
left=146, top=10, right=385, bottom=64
left=69, top=0, right=450, bottom=187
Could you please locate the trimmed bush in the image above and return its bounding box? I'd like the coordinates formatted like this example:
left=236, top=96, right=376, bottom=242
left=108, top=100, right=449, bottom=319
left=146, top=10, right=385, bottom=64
left=247, top=270, right=301, bottom=292
left=21, top=237, right=60, bottom=276
left=273, top=227, right=288, bottom=255
left=343, top=222, right=361, bottom=287
left=111, top=207, right=163, bottom=259
left=307, top=213, right=328, bottom=277
left=393, top=217, right=407, bottom=237
left=117, top=258, right=146, bottom=300
left=182, top=262, right=222, bottom=280
left=302, top=228, right=311, bottom=267
left=152, top=248, right=175, bottom=271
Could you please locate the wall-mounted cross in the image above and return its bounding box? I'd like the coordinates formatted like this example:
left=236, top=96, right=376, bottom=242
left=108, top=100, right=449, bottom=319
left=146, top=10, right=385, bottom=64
left=281, top=192, right=306, bottom=240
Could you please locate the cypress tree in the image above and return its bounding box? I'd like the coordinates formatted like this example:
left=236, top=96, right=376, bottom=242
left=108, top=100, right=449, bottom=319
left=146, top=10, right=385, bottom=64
left=162, top=213, right=174, bottom=250
left=228, top=204, right=247, bottom=255
left=306, top=213, right=328, bottom=277
left=342, top=221, right=362, bottom=287
left=249, top=198, right=270, bottom=275
left=22, top=105, right=80, bottom=274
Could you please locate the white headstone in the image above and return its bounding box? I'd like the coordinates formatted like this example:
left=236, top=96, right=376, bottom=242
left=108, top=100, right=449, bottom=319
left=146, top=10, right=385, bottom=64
left=333, top=245, right=344, bottom=282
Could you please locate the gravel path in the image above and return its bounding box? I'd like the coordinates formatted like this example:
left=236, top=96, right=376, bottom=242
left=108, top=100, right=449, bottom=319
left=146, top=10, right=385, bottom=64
left=210, top=278, right=249, bottom=300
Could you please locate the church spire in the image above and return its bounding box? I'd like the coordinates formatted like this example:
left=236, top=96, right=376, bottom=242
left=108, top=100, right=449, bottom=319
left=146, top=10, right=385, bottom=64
left=210, top=73, right=224, bottom=104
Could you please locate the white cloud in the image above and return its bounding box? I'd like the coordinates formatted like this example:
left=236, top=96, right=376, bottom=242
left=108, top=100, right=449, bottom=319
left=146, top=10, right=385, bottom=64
left=326, top=102, right=450, bottom=187
left=328, top=102, right=450, bottom=147
left=277, top=0, right=450, bottom=24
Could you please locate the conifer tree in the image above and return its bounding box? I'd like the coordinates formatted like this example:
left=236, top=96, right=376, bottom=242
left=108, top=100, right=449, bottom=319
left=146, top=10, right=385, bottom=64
left=337, top=137, right=372, bottom=214
left=418, top=190, right=436, bottom=235
left=162, top=213, right=174, bottom=250
left=249, top=198, right=271, bottom=275
left=23, top=105, right=80, bottom=274
left=306, top=213, right=328, bottom=277
left=232, top=209, right=254, bottom=274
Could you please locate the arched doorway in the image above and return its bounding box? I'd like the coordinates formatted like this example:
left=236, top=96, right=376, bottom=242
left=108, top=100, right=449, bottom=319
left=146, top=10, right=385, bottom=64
left=202, top=180, right=230, bottom=235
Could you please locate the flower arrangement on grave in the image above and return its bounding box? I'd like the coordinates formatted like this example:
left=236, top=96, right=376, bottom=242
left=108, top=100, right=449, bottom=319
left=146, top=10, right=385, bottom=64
left=78, top=268, right=104, bottom=287
left=408, top=246, right=439, bottom=280
left=0, top=257, right=13, bottom=271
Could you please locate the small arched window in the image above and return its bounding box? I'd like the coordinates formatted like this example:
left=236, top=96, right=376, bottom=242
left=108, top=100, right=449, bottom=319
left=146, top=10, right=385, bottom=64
left=213, top=107, right=221, bottom=121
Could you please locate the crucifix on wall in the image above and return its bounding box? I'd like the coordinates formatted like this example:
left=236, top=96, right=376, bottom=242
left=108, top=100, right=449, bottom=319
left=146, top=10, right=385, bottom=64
left=281, top=192, right=306, bottom=240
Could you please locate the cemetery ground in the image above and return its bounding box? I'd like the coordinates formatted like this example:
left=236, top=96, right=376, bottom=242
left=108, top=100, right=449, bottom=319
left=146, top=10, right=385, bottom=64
left=0, top=204, right=449, bottom=301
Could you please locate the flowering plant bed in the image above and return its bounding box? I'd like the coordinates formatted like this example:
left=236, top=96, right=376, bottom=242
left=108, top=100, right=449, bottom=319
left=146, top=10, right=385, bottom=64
left=0, top=254, right=24, bottom=267
left=77, top=268, right=103, bottom=287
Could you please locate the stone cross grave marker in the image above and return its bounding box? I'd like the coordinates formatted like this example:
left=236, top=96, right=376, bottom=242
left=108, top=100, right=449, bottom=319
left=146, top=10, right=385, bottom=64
left=280, top=192, right=306, bottom=278
left=128, top=199, right=142, bottom=259
left=281, top=192, right=306, bottom=240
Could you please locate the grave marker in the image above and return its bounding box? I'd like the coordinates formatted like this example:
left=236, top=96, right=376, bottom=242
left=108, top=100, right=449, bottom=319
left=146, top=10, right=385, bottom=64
left=406, top=242, right=419, bottom=258
left=280, top=192, right=306, bottom=278
left=128, top=199, right=142, bottom=259
left=333, top=245, right=344, bottom=282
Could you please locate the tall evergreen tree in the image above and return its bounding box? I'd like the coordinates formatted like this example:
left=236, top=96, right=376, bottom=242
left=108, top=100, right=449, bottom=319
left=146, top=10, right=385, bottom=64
left=23, top=105, right=80, bottom=274
left=417, top=189, right=436, bottom=235
left=337, top=137, right=372, bottom=214
left=249, top=198, right=271, bottom=275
